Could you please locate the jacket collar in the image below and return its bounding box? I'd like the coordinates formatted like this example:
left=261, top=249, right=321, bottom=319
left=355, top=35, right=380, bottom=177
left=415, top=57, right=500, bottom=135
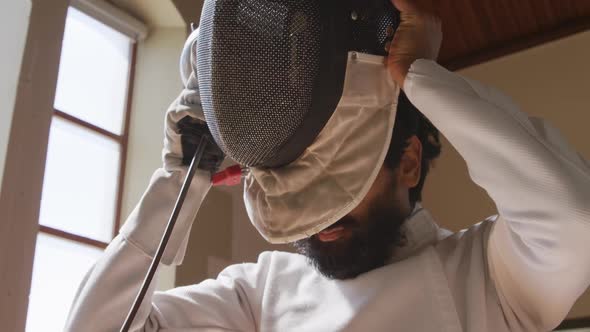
left=389, top=203, right=451, bottom=263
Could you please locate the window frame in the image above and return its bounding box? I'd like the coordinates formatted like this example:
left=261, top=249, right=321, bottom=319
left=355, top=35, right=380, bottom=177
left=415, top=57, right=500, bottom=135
left=38, top=16, right=138, bottom=249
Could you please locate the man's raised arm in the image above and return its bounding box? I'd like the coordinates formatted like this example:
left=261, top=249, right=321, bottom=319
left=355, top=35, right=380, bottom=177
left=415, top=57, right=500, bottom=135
left=64, top=30, right=249, bottom=328
left=64, top=62, right=217, bottom=329
left=404, top=59, right=590, bottom=331
left=386, top=1, right=590, bottom=328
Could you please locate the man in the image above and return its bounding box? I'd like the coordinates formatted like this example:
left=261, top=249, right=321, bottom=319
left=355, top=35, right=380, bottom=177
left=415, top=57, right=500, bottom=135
left=66, top=0, right=590, bottom=331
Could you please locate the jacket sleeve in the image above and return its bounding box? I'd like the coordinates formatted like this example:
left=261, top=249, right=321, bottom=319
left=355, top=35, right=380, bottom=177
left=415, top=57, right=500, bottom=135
left=404, top=59, right=590, bottom=331
left=64, top=89, right=260, bottom=331
left=65, top=165, right=263, bottom=331
left=63, top=164, right=204, bottom=331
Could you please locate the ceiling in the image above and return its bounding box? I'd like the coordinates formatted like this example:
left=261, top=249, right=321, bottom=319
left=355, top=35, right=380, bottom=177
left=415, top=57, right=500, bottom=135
left=431, top=0, right=590, bottom=69
left=111, top=0, right=590, bottom=70
left=108, top=0, right=185, bottom=27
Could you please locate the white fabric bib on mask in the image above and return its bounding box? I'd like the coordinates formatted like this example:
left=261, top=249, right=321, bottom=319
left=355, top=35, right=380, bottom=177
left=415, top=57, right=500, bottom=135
left=244, top=52, right=400, bottom=243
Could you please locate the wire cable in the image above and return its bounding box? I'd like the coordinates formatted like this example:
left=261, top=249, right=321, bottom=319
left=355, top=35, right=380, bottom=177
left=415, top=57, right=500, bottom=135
left=120, top=136, right=208, bottom=332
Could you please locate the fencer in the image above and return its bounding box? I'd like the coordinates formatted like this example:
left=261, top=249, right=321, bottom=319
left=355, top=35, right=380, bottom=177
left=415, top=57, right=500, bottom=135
left=65, top=0, right=590, bottom=331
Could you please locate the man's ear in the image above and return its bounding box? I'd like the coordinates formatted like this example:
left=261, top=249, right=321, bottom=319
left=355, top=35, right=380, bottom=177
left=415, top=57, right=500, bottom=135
left=398, top=135, right=422, bottom=188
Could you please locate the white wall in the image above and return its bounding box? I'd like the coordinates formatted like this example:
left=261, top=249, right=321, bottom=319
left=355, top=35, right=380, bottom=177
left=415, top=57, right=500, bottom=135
left=0, top=0, right=31, bottom=189
left=121, top=27, right=187, bottom=290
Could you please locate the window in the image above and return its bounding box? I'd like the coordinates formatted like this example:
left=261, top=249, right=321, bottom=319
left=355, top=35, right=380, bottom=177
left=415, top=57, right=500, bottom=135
left=26, top=6, right=136, bottom=331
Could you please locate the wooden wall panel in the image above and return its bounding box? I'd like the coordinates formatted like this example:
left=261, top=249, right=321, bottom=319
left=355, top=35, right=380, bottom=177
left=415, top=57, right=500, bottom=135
left=0, top=1, right=69, bottom=330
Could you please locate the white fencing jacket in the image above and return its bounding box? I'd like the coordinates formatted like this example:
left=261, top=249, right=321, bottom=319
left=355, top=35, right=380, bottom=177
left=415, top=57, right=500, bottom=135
left=65, top=60, right=590, bottom=332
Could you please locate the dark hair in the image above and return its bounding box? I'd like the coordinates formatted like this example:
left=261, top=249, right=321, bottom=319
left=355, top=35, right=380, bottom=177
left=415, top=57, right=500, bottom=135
left=384, top=91, right=442, bottom=208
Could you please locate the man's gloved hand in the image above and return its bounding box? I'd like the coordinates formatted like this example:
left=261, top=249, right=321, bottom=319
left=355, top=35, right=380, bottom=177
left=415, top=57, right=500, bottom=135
left=387, top=0, right=442, bottom=87
left=177, top=116, right=225, bottom=170
left=163, top=72, right=225, bottom=174
left=164, top=28, right=224, bottom=175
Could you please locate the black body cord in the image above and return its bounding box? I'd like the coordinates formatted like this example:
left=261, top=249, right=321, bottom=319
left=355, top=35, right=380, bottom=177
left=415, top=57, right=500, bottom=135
left=120, top=137, right=208, bottom=332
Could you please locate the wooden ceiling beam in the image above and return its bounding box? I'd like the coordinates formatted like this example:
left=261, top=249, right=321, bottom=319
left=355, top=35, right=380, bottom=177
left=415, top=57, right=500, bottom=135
left=442, top=16, right=590, bottom=71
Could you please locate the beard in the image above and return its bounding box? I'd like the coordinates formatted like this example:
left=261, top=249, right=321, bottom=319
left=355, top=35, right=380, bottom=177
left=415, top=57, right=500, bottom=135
left=293, top=196, right=408, bottom=280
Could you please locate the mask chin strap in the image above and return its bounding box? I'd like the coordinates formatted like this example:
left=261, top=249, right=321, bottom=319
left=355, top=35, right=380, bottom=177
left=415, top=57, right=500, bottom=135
left=120, top=136, right=208, bottom=332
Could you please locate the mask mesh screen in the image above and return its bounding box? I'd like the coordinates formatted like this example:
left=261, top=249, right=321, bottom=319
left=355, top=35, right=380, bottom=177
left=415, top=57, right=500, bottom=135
left=197, top=0, right=322, bottom=167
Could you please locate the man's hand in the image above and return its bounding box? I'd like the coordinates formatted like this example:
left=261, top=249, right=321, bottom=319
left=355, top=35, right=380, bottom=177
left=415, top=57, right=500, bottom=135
left=387, top=0, right=442, bottom=87
left=163, top=28, right=226, bottom=174
left=163, top=73, right=225, bottom=174
left=177, top=116, right=225, bottom=172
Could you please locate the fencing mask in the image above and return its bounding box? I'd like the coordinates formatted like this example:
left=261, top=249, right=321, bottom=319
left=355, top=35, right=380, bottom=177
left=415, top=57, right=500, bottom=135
left=195, top=0, right=402, bottom=243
